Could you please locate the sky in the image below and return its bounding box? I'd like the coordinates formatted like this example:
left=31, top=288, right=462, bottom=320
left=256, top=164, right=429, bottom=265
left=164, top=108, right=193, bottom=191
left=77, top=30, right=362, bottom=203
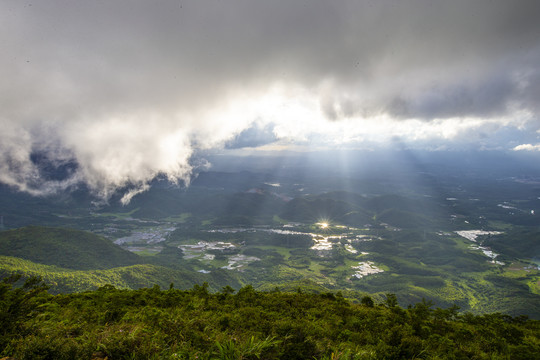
left=1, top=0, right=540, bottom=202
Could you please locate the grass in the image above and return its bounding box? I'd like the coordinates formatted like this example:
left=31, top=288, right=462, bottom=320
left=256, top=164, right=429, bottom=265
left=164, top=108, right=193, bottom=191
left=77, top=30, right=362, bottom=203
left=208, top=258, right=229, bottom=268
left=487, top=220, right=513, bottom=230
left=501, top=262, right=540, bottom=295
left=172, top=238, right=206, bottom=245
left=452, top=236, right=474, bottom=250
left=529, top=278, right=540, bottom=295
left=272, top=215, right=288, bottom=225
left=437, top=280, right=468, bottom=302
left=164, top=213, right=192, bottom=223
left=307, top=261, right=326, bottom=273
left=130, top=249, right=161, bottom=256
left=92, top=208, right=140, bottom=220
left=253, top=245, right=292, bottom=259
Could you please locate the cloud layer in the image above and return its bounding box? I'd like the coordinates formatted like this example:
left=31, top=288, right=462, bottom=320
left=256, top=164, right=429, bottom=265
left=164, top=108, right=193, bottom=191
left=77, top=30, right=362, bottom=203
left=1, top=0, right=539, bottom=201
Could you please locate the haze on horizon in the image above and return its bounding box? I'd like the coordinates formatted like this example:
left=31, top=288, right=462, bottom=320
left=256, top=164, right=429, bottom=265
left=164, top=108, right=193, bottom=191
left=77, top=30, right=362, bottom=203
left=1, top=0, right=540, bottom=203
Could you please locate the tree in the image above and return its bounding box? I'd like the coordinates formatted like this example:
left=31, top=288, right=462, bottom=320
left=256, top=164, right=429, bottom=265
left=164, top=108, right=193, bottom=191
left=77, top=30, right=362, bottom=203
left=385, top=293, right=398, bottom=308
left=361, top=295, right=374, bottom=307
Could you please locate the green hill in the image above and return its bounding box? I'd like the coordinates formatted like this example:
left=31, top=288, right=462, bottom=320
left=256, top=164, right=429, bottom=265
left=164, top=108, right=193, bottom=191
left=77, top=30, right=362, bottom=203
left=0, top=255, right=237, bottom=294
left=377, top=208, right=431, bottom=228
left=281, top=196, right=367, bottom=224
left=280, top=192, right=439, bottom=228
left=0, top=226, right=140, bottom=270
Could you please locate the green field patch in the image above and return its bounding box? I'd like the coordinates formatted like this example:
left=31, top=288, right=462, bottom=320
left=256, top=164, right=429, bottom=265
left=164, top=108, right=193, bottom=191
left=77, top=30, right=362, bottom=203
left=273, top=265, right=330, bottom=286
left=253, top=245, right=292, bottom=259
left=164, top=212, right=192, bottom=223
left=376, top=263, right=391, bottom=272
left=528, top=278, right=540, bottom=295
left=330, top=263, right=352, bottom=273
left=486, top=221, right=513, bottom=230
left=307, top=261, right=327, bottom=274
left=53, top=213, right=82, bottom=219
left=272, top=215, right=288, bottom=225
left=125, top=246, right=163, bottom=256
left=169, top=238, right=204, bottom=246
left=506, top=261, right=537, bottom=272
left=92, top=208, right=140, bottom=220
left=502, top=262, right=540, bottom=295
left=207, top=257, right=229, bottom=268
left=437, top=280, right=469, bottom=302
left=503, top=269, right=532, bottom=279
left=343, top=258, right=361, bottom=267
left=452, top=236, right=473, bottom=249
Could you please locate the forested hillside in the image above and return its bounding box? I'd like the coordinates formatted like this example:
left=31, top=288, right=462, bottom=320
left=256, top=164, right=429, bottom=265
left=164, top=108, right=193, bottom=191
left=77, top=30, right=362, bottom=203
left=1, top=276, right=539, bottom=360
left=0, top=256, right=215, bottom=294
left=0, top=226, right=139, bottom=270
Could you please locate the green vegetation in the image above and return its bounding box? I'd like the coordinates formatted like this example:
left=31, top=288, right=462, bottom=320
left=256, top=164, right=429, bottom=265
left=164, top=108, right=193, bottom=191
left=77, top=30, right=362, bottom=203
left=0, top=255, right=213, bottom=294
left=2, top=223, right=540, bottom=318
left=0, top=226, right=139, bottom=270
left=164, top=212, right=192, bottom=223
left=92, top=208, right=140, bottom=220
left=483, top=229, right=540, bottom=259
left=1, top=163, right=540, bottom=358
left=2, top=168, right=540, bottom=324
left=1, top=276, right=539, bottom=360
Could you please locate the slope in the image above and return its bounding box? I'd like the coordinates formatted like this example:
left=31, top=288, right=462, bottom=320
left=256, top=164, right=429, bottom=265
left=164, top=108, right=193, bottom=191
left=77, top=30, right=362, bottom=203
left=0, top=226, right=140, bottom=270
left=0, top=255, right=238, bottom=294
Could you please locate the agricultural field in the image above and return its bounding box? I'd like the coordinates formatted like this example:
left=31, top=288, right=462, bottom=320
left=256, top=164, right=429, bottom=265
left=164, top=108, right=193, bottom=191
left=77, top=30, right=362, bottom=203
left=2, top=152, right=540, bottom=318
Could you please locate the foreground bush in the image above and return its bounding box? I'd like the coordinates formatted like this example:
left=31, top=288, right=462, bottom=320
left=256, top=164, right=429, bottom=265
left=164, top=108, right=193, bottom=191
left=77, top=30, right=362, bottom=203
left=1, top=277, right=539, bottom=359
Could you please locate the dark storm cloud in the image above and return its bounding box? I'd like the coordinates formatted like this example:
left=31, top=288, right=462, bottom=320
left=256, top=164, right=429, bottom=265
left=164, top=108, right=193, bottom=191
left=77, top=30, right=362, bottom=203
left=3, top=0, right=539, bottom=117
left=1, top=0, right=539, bottom=200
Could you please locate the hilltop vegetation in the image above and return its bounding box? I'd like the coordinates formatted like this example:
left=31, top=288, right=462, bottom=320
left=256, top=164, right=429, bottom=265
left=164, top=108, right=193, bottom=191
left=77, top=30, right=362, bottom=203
left=1, top=276, right=539, bottom=360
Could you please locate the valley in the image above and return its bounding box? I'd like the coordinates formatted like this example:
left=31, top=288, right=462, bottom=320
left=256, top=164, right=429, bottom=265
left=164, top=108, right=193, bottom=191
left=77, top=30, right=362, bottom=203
left=4, top=3, right=540, bottom=357
left=1, top=152, right=540, bottom=318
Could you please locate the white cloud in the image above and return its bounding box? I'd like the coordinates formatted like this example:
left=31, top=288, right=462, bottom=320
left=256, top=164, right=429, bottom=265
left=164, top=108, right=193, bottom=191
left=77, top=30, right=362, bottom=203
left=513, top=144, right=540, bottom=151
left=1, top=1, right=539, bottom=201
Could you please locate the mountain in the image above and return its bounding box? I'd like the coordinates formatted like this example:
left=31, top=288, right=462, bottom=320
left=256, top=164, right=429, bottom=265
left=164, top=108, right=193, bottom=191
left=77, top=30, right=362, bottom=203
left=0, top=226, right=140, bottom=270
left=1, top=159, right=540, bottom=320
left=279, top=192, right=439, bottom=228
